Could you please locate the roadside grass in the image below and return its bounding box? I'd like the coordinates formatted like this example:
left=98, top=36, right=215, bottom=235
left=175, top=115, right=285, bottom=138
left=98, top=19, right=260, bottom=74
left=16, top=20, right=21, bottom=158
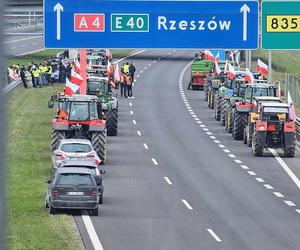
left=7, top=85, right=84, bottom=250
left=111, top=49, right=135, bottom=58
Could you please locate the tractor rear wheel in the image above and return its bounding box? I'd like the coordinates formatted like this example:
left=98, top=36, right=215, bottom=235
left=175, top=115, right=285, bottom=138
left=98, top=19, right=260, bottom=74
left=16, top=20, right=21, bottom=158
left=247, top=124, right=254, bottom=147
left=210, top=91, right=216, bottom=109
left=214, top=95, right=222, bottom=121
left=51, top=130, right=65, bottom=150
left=91, top=130, right=107, bottom=164
left=243, top=128, right=247, bottom=144
left=252, top=132, right=264, bottom=156
left=232, top=111, right=247, bottom=140
left=220, top=98, right=228, bottom=126
left=284, top=146, right=295, bottom=158
left=227, top=108, right=234, bottom=133
left=106, top=109, right=118, bottom=136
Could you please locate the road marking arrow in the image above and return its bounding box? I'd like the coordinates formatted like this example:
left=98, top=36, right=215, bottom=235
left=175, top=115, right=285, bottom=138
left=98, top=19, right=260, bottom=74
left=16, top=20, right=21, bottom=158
left=240, top=4, right=250, bottom=41
left=54, top=3, right=64, bottom=40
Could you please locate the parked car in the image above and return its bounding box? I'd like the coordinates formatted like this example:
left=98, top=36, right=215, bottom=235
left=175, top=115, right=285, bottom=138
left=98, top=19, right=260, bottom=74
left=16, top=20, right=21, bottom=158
left=51, top=139, right=101, bottom=169
left=59, top=160, right=105, bottom=204
left=45, top=167, right=99, bottom=215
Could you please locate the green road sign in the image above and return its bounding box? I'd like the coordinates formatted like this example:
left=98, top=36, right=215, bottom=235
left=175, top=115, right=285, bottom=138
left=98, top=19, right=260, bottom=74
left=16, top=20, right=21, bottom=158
left=262, top=1, right=300, bottom=49
left=111, top=14, right=149, bottom=32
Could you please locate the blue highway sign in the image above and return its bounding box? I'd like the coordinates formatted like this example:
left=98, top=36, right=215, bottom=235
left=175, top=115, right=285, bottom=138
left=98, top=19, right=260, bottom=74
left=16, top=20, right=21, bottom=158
left=44, top=0, right=258, bottom=49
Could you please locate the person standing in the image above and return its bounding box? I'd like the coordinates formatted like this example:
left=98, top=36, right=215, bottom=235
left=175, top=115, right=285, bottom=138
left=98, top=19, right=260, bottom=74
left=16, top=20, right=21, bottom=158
left=129, top=62, right=136, bottom=82
left=46, top=63, right=53, bottom=85
left=31, top=66, right=40, bottom=88
left=20, top=65, right=27, bottom=88
left=120, top=63, right=126, bottom=97
left=125, top=73, right=133, bottom=98
left=39, top=63, right=46, bottom=86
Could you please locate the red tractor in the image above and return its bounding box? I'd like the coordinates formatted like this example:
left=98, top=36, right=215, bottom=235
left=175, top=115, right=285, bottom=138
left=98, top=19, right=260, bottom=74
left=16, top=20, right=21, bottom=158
left=252, top=102, right=296, bottom=157
left=48, top=94, right=107, bottom=163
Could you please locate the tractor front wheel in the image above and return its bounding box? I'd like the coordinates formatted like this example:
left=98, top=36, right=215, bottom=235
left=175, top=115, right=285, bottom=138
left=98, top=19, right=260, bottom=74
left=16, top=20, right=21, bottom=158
left=252, top=132, right=264, bottom=156
left=232, top=111, right=247, bottom=140
left=91, top=130, right=107, bottom=164
left=51, top=129, right=65, bottom=150
left=106, top=109, right=118, bottom=136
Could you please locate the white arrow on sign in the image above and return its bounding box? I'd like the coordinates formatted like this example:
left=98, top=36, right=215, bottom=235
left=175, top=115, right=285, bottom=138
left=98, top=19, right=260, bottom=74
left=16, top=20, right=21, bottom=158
left=240, top=4, right=250, bottom=41
left=54, top=3, right=64, bottom=40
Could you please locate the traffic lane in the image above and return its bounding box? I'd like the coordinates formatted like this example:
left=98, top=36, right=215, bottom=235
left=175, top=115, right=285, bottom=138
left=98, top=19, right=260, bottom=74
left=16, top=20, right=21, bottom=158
left=4, top=35, right=43, bottom=57
left=132, top=51, right=300, bottom=249
left=75, top=51, right=215, bottom=250
left=184, top=84, right=300, bottom=206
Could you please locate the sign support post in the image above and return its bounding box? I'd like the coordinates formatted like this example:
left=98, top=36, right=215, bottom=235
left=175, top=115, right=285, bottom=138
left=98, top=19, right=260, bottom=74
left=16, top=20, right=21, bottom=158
left=80, top=49, right=87, bottom=94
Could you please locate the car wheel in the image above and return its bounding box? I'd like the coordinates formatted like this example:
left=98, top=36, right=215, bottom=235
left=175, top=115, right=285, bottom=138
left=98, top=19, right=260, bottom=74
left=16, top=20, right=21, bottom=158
left=49, top=203, right=56, bottom=215
left=99, top=196, right=103, bottom=204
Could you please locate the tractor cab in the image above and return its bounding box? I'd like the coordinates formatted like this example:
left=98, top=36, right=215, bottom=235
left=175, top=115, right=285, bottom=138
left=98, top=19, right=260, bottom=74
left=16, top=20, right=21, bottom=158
left=87, top=76, right=110, bottom=100
left=243, top=83, right=277, bottom=103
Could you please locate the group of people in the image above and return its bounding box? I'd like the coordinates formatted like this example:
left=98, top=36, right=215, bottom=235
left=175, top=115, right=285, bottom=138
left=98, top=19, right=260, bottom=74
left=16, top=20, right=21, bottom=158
left=27, top=62, right=53, bottom=88
left=119, top=62, right=136, bottom=98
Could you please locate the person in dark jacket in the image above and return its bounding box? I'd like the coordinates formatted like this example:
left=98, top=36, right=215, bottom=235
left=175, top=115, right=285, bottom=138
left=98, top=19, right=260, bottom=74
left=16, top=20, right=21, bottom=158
left=20, top=65, right=27, bottom=88
left=129, top=62, right=136, bottom=81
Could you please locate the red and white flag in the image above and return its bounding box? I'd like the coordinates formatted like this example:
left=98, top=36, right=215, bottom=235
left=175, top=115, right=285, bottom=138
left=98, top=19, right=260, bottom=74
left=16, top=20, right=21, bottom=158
left=74, top=57, right=81, bottom=74
left=257, top=59, right=269, bottom=76
left=227, top=63, right=236, bottom=80
left=70, top=69, right=83, bottom=85
left=203, top=50, right=215, bottom=61
left=65, top=78, right=79, bottom=96
left=114, top=63, right=120, bottom=82
left=245, top=67, right=254, bottom=83
left=215, top=61, right=221, bottom=76
left=287, top=91, right=297, bottom=121
left=8, top=67, right=19, bottom=80
left=214, top=52, right=220, bottom=63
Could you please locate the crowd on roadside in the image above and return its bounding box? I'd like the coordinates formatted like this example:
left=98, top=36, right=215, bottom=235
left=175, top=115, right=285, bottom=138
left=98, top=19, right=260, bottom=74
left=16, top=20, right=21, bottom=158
left=119, top=62, right=136, bottom=98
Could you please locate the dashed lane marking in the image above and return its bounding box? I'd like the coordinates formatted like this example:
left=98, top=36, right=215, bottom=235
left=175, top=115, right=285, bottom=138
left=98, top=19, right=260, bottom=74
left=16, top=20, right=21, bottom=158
left=228, top=154, right=236, bottom=158
left=241, top=165, right=249, bottom=170
left=295, top=209, right=300, bottom=214
left=248, top=171, right=256, bottom=176
left=137, top=130, right=142, bottom=136
left=132, top=120, right=137, bottom=125
left=130, top=110, right=134, bottom=115
left=234, top=159, right=242, bottom=164
left=223, top=149, right=230, bottom=153
left=255, top=177, right=265, bottom=183
left=164, top=177, right=173, bottom=185
left=129, top=102, right=132, bottom=106
left=218, top=144, right=225, bottom=148
left=284, top=200, right=296, bottom=207
left=152, top=158, right=158, bottom=166
left=273, top=192, right=284, bottom=198
left=181, top=199, right=193, bottom=210
left=143, top=143, right=149, bottom=149
left=214, top=140, right=220, bottom=144
left=207, top=229, right=222, bottom=242
left=264, top=184, right=274, bottom=190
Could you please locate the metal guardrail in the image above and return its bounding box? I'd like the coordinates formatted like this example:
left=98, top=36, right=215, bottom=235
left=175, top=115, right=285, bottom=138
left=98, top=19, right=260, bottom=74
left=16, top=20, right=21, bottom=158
left=3, top=78, right=22, bottom=95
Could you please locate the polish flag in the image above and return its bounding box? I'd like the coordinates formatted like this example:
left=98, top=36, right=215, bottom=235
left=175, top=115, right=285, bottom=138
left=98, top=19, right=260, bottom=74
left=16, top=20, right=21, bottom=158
left=65, top=78, right=79, bottom=96
left=227, top=63, right=236, bottom=80
left=114, top=63, right=120, bottom=82
left=245, top=67, right=254, bottom=83
left=203, top=50, right=215, bottom=61
left=70, top=69, right=83, bottom=85
left=215, top=60, right=221, bottom=76
left=257, top=59, right=269, bottom=76
left=74, top=57, right=81, bottom=74
left=224, top=61, right=228, bottom=73
left=287, top=91, right=297, bottom=121
left=8, top=67, right=19, bottom=80
left=214, top=52, right=220, bottom=63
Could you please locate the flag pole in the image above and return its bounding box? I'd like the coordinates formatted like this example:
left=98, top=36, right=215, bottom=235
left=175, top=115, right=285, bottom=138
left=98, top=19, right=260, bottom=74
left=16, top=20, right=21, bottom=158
left=80, top=49, right=87, bottom=94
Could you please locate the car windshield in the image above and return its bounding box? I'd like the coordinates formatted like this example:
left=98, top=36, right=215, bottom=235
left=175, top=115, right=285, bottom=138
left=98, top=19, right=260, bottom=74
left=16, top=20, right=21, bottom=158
left=245, top=87, right=274, bottom=100
left=61, top=143, right=92, bottom=153
left=55, top=173, right=94, bottom=186
left=263, top=107, right=289, bottom=114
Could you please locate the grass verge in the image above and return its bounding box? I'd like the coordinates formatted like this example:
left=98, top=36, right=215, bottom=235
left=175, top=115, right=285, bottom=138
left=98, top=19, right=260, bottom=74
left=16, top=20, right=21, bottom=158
left=7, top=85, right=84, bottom=250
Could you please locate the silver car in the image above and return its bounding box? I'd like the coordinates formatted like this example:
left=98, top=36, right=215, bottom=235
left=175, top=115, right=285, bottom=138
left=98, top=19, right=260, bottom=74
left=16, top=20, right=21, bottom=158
left=51, top=139, right=101, bottom=169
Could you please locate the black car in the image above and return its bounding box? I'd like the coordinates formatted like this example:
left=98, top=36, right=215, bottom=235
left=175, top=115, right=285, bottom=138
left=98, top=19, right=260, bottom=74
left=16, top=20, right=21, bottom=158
left=58, top=160, right=105, bottom=204
left=45, top=167, right=99, bottom=216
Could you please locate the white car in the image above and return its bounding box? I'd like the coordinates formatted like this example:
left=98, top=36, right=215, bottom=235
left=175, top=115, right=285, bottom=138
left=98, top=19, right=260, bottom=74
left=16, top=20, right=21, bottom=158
left=51, top=139, right=101, bottom=169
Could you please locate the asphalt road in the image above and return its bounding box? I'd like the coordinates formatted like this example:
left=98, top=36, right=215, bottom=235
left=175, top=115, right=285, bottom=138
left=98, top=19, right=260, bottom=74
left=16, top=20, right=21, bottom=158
left=75, top=50, right=300, bottom=250
left=4, top=35, right=43, bottom=57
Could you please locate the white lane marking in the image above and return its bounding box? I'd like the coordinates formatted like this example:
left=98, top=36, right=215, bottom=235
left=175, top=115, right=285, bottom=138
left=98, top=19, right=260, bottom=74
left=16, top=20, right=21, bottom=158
left=181, top=199, right=193, bottom=210
left=228, top=154, right=236, bottom=158
left=197, top=121, right=203, bottom=124
left=223, top=149, right=231, bottom=153
left=210, top=136, right=216, bottom=139
left=241, top=165, right=249, bottom=170
left=207, top=229, right=222, bottom=242
left=144, top=66, right=147, bottom=70
left=255, top=177, right=265, bottom=183
left=137, top=130, right=142, bottom=136
left=284, top=200, right=296, bottom=207
left=9, top=48, right=44, bottom=58
left=148, top=63, right=152, bottom=67
left=203, top=128, right=209, bottom=131
left=206, top=132, right=212, bottom=135
left=130, top=110, right=134, bottom=115
left=140, top=70, right=144, bottom=74
left=143, top=143, right=149, bottom=149
left=152, top=158, right=158, bottom=166
left=153, top=60, right=156, bottom=63
left=273, top=192, right=284, bottom=198
left=190, top=112, right=195, bottom=115
left=295, top=209, right=300, bottom=214
left=129, top=102, right=132, bottom=106
left=137, top=74, right=140, bottom=78
left=192, top=115, right=198, bottom=118
left=195, top=118, right=200, bottom=121
left=164, top=177, right=173, bottom=185
left=264, top=184, right=274, bottom=190
left=114, top=50, right=145, bottom=64
left=214, top=140, right=220, bottom=144
left=218, top=144, right=225, bottom=148
left=234, top=159, right=242, bottom=164
left=4, top=35, right=42, bottom=44
left=132, top=120, right=137, bottom=125
left=81, top=211, right=104, bottom=250
left=248, top=171, right=256, bottom=176
left=200, top=125, right=206, bottom=128
left=269, top=148, right=300, bottom=189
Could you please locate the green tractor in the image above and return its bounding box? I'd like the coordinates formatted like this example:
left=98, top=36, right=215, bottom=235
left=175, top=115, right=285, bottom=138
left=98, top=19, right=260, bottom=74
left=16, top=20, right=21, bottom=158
left=188, top=60, right=214, bottom=90
left=87, top=76, right=118, bottom=136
